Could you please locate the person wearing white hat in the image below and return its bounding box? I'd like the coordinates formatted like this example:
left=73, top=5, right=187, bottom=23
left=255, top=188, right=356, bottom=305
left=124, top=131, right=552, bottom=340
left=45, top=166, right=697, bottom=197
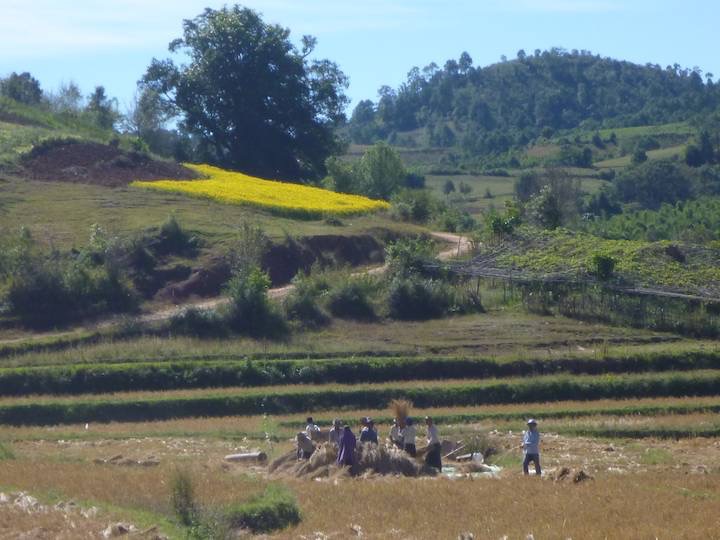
left=521, top=418, right=541, bottom=476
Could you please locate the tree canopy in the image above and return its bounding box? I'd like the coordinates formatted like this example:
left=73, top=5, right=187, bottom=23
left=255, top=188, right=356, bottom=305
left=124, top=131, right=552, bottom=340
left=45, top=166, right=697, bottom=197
left=348, top=49, right=720, bottom=157
left=141, top=5, right=349, bottom=181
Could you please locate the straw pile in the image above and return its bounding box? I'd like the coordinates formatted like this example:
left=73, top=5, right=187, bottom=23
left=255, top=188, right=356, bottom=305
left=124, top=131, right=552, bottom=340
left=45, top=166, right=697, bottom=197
left=268, top=442, right=436, bottom=479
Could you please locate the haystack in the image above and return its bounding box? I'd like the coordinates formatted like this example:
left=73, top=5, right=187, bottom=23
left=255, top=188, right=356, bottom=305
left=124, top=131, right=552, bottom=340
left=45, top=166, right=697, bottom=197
left=268, top=442, right=436, bottom=478
left=352, top=442, right=430, bottom=477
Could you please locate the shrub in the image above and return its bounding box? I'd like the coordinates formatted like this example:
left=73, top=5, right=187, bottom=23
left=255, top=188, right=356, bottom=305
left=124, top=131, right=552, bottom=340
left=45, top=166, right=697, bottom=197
left=385, top=236, right=436, bottom=278
left=7, top=259, right=135, bottom=329
left=224, top=485, right=301, bottom=533
left=170, top=469, right=197, bottom=526
left=284, top=274, right=330, bottom=328
left=387, top=277, right=446, bottom=320
left=168, top=308, right=228, bottom=338
left=327, top=279, right=376, bottom=320
left=592, top=253, right=616, bottom=280
left=390, top=189, right=437, bottom=223
left=157, top=215, right=197, bottom=255
left=225, top=267, right=287, bottom=337
left=228, top=222, right=271, bottom=273
left=434, top=208, right=476, bottom=233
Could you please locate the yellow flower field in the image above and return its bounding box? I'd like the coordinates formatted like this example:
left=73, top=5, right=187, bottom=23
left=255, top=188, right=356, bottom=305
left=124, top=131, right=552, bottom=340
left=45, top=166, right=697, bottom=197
left=131, top=163, right=389, bottom=218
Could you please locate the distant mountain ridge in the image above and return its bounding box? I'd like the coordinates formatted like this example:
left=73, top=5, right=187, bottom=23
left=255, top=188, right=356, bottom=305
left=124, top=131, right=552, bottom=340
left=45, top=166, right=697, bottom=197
left=348, top=48, right=720, bottom=156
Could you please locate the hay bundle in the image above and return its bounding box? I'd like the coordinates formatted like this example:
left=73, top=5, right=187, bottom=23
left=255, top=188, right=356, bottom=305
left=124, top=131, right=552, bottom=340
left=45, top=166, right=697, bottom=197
left=389, top=399, right=413, bottom=423
left=353, top=443, right=432, bottom=477
left=296, top=443, right=337, bottom=477
left=267, top=450, right=297, bottom=474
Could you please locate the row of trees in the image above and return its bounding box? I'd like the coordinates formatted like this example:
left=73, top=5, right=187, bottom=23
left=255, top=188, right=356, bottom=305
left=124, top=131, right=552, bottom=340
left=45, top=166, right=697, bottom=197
left=0, top=72, right=121, bottom=130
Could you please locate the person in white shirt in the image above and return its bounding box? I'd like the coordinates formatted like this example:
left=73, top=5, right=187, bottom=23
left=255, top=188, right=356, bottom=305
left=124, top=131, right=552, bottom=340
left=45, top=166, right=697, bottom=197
left=521, top=418, right=541, bottom=476
left=305, top=416, right=321, bottom=441
left=424, top=416, right=442, bottom=469
left=403, top=417, right=417, bottom=457
left=328, top=418, right=343, bottom=447
left=389, top=418, right=403, bottom=448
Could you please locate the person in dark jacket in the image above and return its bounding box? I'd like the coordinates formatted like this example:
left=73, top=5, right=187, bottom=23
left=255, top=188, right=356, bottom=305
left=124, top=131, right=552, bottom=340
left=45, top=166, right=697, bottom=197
left=424, top=416, right=442, bottom=469
left=360, top=418, right=378, bottom=444
left=337, top=425, right=357, bottom=467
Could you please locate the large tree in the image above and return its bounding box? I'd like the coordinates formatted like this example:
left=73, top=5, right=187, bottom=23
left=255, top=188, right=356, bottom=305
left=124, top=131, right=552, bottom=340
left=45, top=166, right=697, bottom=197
left=141, top=5, right=349, bottom=181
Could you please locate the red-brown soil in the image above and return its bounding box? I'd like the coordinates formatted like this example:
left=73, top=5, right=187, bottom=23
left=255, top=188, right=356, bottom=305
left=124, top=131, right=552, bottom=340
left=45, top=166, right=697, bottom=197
left=21, top=140, right=198, bottom=187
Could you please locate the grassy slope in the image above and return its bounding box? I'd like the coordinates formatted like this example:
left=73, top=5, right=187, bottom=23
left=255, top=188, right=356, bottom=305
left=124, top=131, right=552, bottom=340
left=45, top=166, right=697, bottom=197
left=0, top=99, right=424, bottom=249
left=0, top=175, right=422, bottom=250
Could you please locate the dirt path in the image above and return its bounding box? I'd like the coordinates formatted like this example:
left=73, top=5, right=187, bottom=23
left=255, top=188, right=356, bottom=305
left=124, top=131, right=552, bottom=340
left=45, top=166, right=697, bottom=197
left=0, top=232, right=472, bottom=343
left=141, top=231, right=472, bottom=321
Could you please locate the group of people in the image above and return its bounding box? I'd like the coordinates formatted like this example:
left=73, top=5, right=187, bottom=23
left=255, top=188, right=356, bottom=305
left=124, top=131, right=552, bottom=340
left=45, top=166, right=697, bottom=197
left=297, top=415, right=542, bottom=476
left=297, top=415, right=443, bottom=470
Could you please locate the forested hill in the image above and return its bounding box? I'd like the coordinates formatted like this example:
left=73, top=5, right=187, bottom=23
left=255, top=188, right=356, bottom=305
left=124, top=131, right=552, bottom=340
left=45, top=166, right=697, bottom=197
left=348, top=49, right=720, bottom=155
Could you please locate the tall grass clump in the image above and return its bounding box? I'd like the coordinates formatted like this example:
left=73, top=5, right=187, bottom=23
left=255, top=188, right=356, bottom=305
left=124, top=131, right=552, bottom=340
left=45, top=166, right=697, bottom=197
left=157, top=214, right=198, bottom=255
left=0, top=442, right=15, bottom=460
left=224, top=485, right=301, bottom=533
left=170, top=469, right=198, bottom=527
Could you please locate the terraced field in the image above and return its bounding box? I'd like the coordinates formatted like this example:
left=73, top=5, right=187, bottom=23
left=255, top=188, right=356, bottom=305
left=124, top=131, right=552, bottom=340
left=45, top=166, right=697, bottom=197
left=1, top=312, right=719, bottom=537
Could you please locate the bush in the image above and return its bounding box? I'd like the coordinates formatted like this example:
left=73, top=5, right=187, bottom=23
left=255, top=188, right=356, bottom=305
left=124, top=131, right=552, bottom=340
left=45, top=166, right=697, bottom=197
left=157, top=215, right=197, bottom=255
left=170, top=470, right=197, bottom=526
left=327, top=279, right=376, bottom=320
left=225, top=267, right=287, bottom=337
left=224, top=485, right=301, bottom=533
left=284, top=274, right=330, bottom=328
left=387, top=277, right=447, bottom=320
left=7, top=259, right=136, bottom=329
left=592, top=253, right=616, bottom=280
left=434, top=208, right=476, bottom=233
left=385, top=236, right=436, bottom=278
left=390, top=189, right=436, bottom=223
left=168, top=308, right=228, bottom=338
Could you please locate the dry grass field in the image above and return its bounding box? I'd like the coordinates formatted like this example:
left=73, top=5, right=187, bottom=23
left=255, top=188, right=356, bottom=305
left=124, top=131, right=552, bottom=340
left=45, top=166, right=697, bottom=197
left=1, top=416, right=719, bottom=539
left=1, top=311, right=719, bottom=538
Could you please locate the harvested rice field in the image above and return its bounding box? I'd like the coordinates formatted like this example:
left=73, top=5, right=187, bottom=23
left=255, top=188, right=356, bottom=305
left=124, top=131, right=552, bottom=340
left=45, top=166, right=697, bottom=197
left=2, top=314, right=720, bottom=537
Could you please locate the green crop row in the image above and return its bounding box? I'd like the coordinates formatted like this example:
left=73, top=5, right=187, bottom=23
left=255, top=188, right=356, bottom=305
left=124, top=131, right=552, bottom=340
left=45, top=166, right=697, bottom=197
left=2, top=370, right=720, bottom=425
left=2, top=349, right=720, bottom=397
left=279, top=400, right=720, bottom=429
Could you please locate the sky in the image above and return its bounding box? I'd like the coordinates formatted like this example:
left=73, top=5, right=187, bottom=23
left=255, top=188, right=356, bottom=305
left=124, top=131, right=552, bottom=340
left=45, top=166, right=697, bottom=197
left=1, top=0, right=718, bottom=115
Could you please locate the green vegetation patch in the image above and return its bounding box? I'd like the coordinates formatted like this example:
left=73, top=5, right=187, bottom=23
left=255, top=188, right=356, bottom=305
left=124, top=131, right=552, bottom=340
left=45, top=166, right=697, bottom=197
left=4, top=370, right=720, bottom=425
left=3, top=348, right=720, bottom=396
left=499, top=227, right=720, bottom=295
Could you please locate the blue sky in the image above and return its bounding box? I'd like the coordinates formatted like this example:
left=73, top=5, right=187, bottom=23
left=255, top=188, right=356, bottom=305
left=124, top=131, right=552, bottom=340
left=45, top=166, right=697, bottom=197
left=1, top=0, right=718, bottom=115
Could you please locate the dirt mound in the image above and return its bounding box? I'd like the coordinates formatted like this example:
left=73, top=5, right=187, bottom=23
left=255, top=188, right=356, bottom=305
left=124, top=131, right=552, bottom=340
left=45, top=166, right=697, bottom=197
left=21, top=140, right=198, bottom=187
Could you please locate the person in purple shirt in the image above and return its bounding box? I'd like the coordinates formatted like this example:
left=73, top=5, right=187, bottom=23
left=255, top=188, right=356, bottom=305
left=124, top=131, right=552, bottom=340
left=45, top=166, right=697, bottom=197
left=337, top=425, right=357, bottom=467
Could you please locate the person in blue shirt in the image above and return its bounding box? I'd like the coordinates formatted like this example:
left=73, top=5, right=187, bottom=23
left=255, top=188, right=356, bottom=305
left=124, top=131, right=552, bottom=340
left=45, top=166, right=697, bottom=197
left=521, top=418, right=541, bottom=476
left=359, top=417, right=378, bottom=444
